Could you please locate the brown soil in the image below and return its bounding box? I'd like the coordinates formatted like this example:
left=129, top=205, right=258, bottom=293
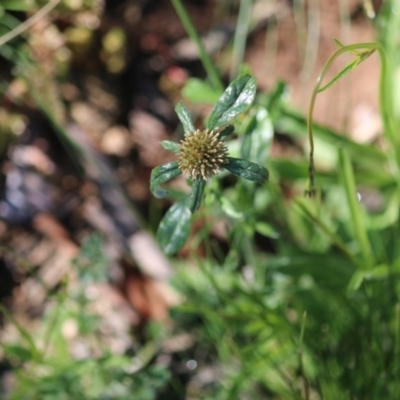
left=246, top=0, right=381, bottom=142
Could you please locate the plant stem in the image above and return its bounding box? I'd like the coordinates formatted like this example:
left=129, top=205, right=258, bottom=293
left=0, top=304, right=41, bottom=362
left=171, top=0, right=223, bottom=91
left=306, top=42, right=397, bottom=195
left=230, top=0, right=253, bottom=80
left=293, top=197, right=364, bottom=269
left=0, top=0, right=60, bottom=48
left=395, top=303, right=400, bottom=387
left=298, top=312, right=309, bottom=400
left=338, top=148, right=374, bottom=268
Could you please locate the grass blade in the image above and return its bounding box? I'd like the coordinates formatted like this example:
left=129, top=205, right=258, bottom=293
left=230, top=0, right=253, bottom=80
left=0, top=304, right=41, bottom=362
left=171, top=0, right=223, bottom=91
left=337, top=148, right=374, bottom=268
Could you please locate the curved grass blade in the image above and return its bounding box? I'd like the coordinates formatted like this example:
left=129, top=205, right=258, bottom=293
left=207, top=74, right=257, bottom=131
left=150, top=161, right=182, bottom=198
left=318, top=48, right=375, bottom=93
left=0, top=304, right=41, bottom=362
left=338, top=148, right=373, bottom=268
left=157, top=197, right=191, bottom=255
left=224, top=157, right=268, bottom=183
left=317, top=59, right=361, bottom=93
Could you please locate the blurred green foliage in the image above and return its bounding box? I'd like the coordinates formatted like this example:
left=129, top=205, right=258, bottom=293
left=164, top=1, right=400, bottom=398
left=2, top=234, right=170, bottom=399
left=1, top=0, right=400, bottom=399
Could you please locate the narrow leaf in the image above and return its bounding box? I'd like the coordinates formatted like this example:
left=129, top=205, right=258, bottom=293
left=150, top=162, right=182, bottom=198
left=189, top=179, right=206, bottom=213
left=318, top=49, right=374, bottom=93
left=221, top=197, right=243, bottom=219
left=224, top=157, right=268, bottom=183
left=334, top=38, right=346, bottom=48
left=338, top=148, right=373, bottom=268
left=157, top=197, right=191, bottom=255
left=317, top=60, right=359, bottom=93
left=347, top=270, right=366, bottom=292
left=160, top=140, right=180, bottom=153
left=207, top=75, right=257, bottom=130
left=2, top=344, right=33, bottom=362
left=255, top=222, right=280, bottom=239
left=0, top=304, right=40, bottom=362
left=219, top=125, right=235, bottom=141
left=175, top=102, right=195, bottom=135
left=2, top=0, right=35, bottom=11
left=241, top=108, right=273, bottom=164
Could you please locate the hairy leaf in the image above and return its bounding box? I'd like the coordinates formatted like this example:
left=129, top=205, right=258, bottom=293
left=175, top=102, right=195, bottom=135
left=160, top=140, right=180, bottom=153
left=157, top=197, right=191, bottom=255
left=218, top=125, right=235, bottom=141
left=189, top=179, right=206, bottom=213
left=224, top=157, right=268, bottom=183
left=150, top=162, right=182, bottom=198
left=207, top=75, right=257, bottom=130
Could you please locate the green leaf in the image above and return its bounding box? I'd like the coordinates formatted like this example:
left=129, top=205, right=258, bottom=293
left=241, top=108, right=273, bottom=164
left=2, top=344, right=33, bottom=362
left=224, top=157, right=268, bottom=183
left=182, top=78, right=222, bottom=104
left=157, top=197, right=192, bottom=255
left=207, top=74, right=257, bottom=131
left=337, top=148, right=373, bottom=268
left=175, top=102, right=195, bottom=135
left=150, top=162, right=182, bottom=198
left=255, top=222, right=280, bottom=239
left=347, top=270, right=366, bottom=292
left=2, top=0, right=35, bottom=11
left=348, top=264, right=391, bottom=292
left=219, top=125, right=235, bottom=141
left=318, top=49, right=375, bottom=93
left=160, top=140, right=180, bottom=153
left=189, top=179, right=206, bottom=213
left=317, top=59, right=360, bottom=93
left=0, top=304, right=40, bottom=362
left=334, top=38, right=359, bottom=54
left=221, top=196, right=243, bottom=219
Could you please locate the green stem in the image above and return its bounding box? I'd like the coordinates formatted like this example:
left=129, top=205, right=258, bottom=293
left=230, top=0, right=253, bottom=80
left=0, top=304, right=41, bottom=362
left=307, top=42, right=396, bottom=195
left=338, top=148, right=374, bottom=268
left=42, top=281, right=68, bottom=358
left=395, top=303, right=400, bottom=378
left=298, top=311, right=309, bottom=400
left=293, top=197, right=364, bottom=269
left=171, top=0, right=223, bottom=91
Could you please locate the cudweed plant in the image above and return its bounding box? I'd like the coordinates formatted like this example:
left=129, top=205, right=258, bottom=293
left=150, top=75, right=269, bottom=255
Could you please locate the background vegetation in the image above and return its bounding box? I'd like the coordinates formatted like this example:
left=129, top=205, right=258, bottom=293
left=0, top=0, right=399, bottom=399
